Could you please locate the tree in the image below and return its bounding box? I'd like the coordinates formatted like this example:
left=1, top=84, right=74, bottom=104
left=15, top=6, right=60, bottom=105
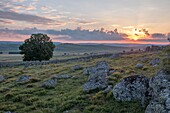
left=19, top=33, right=55, bottom=61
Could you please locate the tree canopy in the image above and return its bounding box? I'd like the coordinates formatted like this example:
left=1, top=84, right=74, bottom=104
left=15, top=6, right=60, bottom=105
left=19, top=33, right=55, bottom=61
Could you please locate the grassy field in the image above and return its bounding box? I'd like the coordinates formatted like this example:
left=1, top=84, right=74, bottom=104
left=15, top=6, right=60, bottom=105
left=0, top=51, right=163, bottom=113
left=0, top=54, right=88, bottom=62
left=0, top=43, right=140, bottom=62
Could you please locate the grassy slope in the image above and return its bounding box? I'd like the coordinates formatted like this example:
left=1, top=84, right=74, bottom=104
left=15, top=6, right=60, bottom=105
left=0, top=52, right=163, bottom=113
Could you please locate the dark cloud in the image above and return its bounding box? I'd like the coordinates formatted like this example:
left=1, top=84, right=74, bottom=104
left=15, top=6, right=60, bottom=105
left=142, top=29, right=150, bottom=36
left=151, top=33, right=166, bottom=38
left=138, top=38, right=168, bottom=42
left=56, top=29, right=125, bottom=41
left=0, top=19, right=13, bottom=24
left=0, top=28, right=126, bottom=41
left=0, top=11, right=61, bottom=25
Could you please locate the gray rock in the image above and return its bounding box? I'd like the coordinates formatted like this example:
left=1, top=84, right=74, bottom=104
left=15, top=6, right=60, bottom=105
left=149, top=70, right=170, bottom=101
left=113, top=75, right=149, bottom=101
left=150, top=58, right=160, bottom=66
left=166, top=98, right=170, bottom=110
left=83, top=61, right=109, bottom=92
left=109, top=54, right=120, bottom=59
left=145, top=100, right=167, bottom=113
left=83, top=67, right=91, bottom=75
left=5, top=111, right=16, bottom=113
left=71, top=65, right=82, bottom=71
left=103, top=85, right=113, bottom=93
left=139, top=57, right=149, bottom=62
left=54, top=74, right=71, bottom=79
left=109, top=70, right=116, bottom=74
left=71, top=76, right=78, bottom=79
left=145, top=70, right=170, bottom=113
left=0, top=75, right=4, bottom=82
left=16, top=75, right=30, bottom=83
left=135, top=63, right=144, bottom=69
left=41, top=78, right=57, bottom=88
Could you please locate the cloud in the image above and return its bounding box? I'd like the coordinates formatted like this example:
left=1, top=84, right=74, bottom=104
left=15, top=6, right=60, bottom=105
left=123, top=26, right=134, bottom=29
left=0, top=28, right=169, bottom=43
left=12, top=0, right=25, bottom=2
left=0, top=28, right=126, bottom=41
left=56, top=29, right=125, bottom=41
left=138, top=33, right=169, bottom=42
left=138, top=38, right=168, bottom=42
left=141, top=29, right=150, bottom=36
left=0, top=19, right=13, bottom=24
left=151, top=33, right=166, bottom=38
left=0, top=10, right=62, bottom=25
left=67, top=17, right=97, bottom=26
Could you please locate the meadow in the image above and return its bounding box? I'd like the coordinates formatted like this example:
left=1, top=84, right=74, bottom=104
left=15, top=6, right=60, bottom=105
left=0, top=51, right=162, bottom=113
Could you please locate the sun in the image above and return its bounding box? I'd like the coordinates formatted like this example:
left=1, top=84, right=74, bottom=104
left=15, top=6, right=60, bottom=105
left=128, top=29, right=146, bottom=41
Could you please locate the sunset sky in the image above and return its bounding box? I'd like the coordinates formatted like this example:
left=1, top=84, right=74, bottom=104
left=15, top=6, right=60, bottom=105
left=0, top=0, right=170, bottom=44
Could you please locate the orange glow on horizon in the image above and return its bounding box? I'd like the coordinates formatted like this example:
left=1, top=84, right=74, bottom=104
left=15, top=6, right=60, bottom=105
left=127, top=29, right=148, bottom=41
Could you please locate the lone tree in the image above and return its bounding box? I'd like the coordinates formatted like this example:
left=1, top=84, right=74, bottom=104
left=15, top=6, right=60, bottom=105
left=19, top=33, right=55, bottom=61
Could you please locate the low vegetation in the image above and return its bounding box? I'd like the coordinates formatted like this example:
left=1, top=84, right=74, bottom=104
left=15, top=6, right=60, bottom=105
left=0, top=51, right=163, bottom=113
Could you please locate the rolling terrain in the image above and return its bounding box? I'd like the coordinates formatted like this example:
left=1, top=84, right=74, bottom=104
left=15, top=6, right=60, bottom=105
left=0, top=42, right=139, bottom=62
left=0, top=51, right=163, bottom=113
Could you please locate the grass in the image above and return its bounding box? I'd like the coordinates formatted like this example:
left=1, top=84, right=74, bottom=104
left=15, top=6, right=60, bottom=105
left=0, top=52, right=163, bottom=113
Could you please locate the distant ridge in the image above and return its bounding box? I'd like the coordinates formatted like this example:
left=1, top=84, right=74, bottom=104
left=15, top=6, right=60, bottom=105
left=0, top=41, right=161, bottom=53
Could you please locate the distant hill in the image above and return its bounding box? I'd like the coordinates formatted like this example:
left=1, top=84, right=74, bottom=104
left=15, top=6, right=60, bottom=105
left=0, top=41, right=141, bottom=53
left=0, top=41, right=60, bottom=52
left=0, top=43, right=21, bottom=52
left=55, top=43, right=129, bottom=53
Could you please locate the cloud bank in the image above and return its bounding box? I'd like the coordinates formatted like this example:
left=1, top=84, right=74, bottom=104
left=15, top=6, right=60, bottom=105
left=0, top=28, right=169, bottom=44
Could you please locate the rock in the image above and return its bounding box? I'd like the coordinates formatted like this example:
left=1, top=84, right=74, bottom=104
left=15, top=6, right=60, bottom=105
left=83, top=61, right=109, bottom=92
left=16, top=75, right=30, bottom=83
left=63, top=110, right=69, bottom=113
left=150, top=58, right=160, bottom=66
left=0, top=75, right=4, bottom=82
left=83, top=67, right=91, bottom=75
left=166, top=98, right=170, bottom=110
left=71, top=76, right=78, bottom=79
left=145, top=100, right=167, bottom=113
left=41, top=78, right=57, bottom=88
left=109, top=54, right=120, bottom=59
left=54, top=74, right=71, bottom=79
left=113, top=75, right=149, bottom=101
left=109, top=70, right=116, bottom=74
left=103, top=85, right=113, bottom=93
left=139, top=57, right=149, bottom=62
left=71, top=65, right=82, bottom=71
left=145, top=70, right=170, bottom=113
left=135, top=63, right=144, bottom=69
left=5, top=111, right=16, bottom=113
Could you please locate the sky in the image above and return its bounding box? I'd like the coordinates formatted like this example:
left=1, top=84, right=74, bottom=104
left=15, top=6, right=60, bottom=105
left=0, top=0, right=170, bottom=44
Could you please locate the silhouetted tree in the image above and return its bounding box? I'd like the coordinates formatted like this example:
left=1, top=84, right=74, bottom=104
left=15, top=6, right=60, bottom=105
left=19, top=33, right=55, bottom=61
